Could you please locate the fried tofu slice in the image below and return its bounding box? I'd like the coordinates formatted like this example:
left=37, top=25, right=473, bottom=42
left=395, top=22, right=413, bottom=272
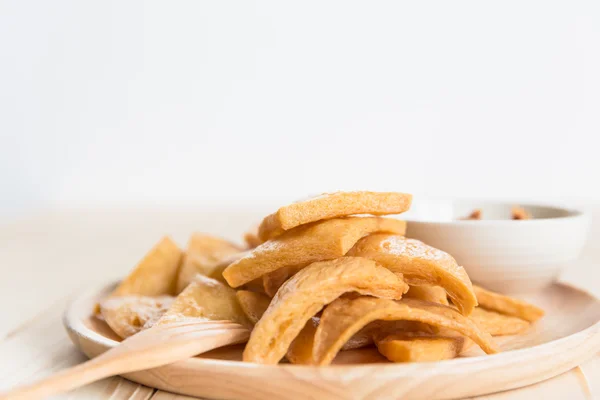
left=243, top=225, right=263, bottom=249
left=234, top=289, right=316, bottom=365
left=158, top=275, right=250, bottom=328
left=262, top=265, right=304, bottom=297
left=257, top=191, right=412, bottom=241
left=112, top=237, right=183, bottom=297
left=470, top=307, right=530, bottom=336
left=375, top=332, right=471, bottom=363
left=223, top=217, right=406, bottom=288
left=313, top=297, right=497, bottom=365
left=236, top=290, right=372, bottom=364
left=473, top=285, right=544, bottom=323
left=99, top=295, right=174, bottom=339
left=331, top=348, right=389, bottom=364
left=371, top=319, right=472, bottom=363
left=286, top=318, right=320, bottom=364
left=348, top=234, right=477, bottom=316
left=176, top=234, right=243, bottom=293
left=240, top=276, right=268, bottom=294
left=404, top=285, right=449, bottom=305
left=236, top=290, right=271, bottom=325
left=287, top=320, right=375, bottom=364
left=402, top=285, right=449, bottom=335
left=341, top=326, right=374, bottom=351
left=242, top=257, right=408, bottom=364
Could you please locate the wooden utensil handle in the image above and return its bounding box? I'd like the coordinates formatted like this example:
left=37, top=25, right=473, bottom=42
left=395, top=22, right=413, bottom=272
left=1, top=356, right=117, bottom=400
left=1, top=321, right=249, bottom=400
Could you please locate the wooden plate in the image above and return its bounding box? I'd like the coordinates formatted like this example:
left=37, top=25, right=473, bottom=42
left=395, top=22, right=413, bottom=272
left=64, top=281, right=600, bottom=400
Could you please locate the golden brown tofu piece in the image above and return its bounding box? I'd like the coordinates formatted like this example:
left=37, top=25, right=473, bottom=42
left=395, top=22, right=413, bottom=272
left=262, top=265, right=304, bottom=297
left=99, top=295, right=174, bottom=339
left=242, top=257, right=408, bottom=364
left=243, top=225, right=263, bottom=249
left=158, top=275, right=250, bottom=328
left=287, top=319, right=376, bottom=364
left=375, top=332, right=470, bottom=363
left=258, top=191, right=412, bottom=240
left=404, top=285, right=449, bottom=305
left=473, top=285, right=544, bottom=323
left=236, top=290, right=271, bottom=325
left=470, top=307, right=530, bottom=336
left=313, top=297, right=497, bottom=365
left=348, top=234, right=477, bottom=315
left=341, top=326, right=374, bottom=351
left=240, top=276, right=268, bottom=294
left=285, top=318, right=319, bottom=364
left=223, top=217, right=406, bottom=288
left=235, top=290, right=371, bottom=364
left=112, top=237, right=183, bottom=297
left=176, top=233, right=242, bottom=293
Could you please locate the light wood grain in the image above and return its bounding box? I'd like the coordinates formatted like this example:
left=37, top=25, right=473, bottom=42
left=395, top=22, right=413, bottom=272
left=49, top=281, right=600, bottom=400
left=464, top=359, right=597, bottom=400
left=1, top=319, right=248, bottom=400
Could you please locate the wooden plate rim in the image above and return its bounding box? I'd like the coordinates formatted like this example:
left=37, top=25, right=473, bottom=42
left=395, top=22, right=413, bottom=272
left=64, top=280, right=600, bottom=374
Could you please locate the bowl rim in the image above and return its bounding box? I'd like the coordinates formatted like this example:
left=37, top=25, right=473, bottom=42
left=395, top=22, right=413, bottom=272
left=403, top=198, right=589, bottom=225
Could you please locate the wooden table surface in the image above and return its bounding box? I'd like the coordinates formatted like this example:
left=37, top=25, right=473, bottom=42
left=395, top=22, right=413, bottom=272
left=1, top=209, right=599, bottom=400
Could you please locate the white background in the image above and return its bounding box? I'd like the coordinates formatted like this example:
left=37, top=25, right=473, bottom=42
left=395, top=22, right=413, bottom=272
left=2, top=0, right=600, bottom=217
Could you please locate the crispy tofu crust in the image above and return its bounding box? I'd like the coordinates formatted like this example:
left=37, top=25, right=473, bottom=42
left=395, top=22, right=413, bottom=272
left=240, top=276, right=268, bottom=294
left=405, top=285, right=449, bottom=305
left=262, top=265, right=304, bottom=297
left=176, top=233, right=242, bottom=293
left=286, top=318, right=320, bottom=364
left=375, top=332, right=470, bottom=363
left=236, top=290, right=271, bottom=325
left=223, top=217, right=406, bottom=288
left=258, top=191, right=412, bottom=240
left=242, top=257, right=408, bottom=364
left=470, top=307, right=530, bottom=336
left=244, top=230, right=263, bottom=249
left=473, top=285, right=544, bottom=323
left=112, top=237, right=183, bottom=297
left=99, top=295, right=174, bottom=339
left=313, top=297, right=497, bottom=365
left=348, top=234, right=477, bottom=316
left=235, top=289, right=373, bottom=364
left=158, top=275, right=250, bottom=328
left=287, top=319, right=376, bottom=364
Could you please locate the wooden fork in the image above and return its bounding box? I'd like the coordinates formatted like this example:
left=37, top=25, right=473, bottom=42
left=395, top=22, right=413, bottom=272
left=0, top=320, right=249, bottom=400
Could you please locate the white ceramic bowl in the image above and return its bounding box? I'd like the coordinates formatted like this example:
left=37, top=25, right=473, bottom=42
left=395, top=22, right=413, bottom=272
left=402, top=199, right=590, bottom=294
